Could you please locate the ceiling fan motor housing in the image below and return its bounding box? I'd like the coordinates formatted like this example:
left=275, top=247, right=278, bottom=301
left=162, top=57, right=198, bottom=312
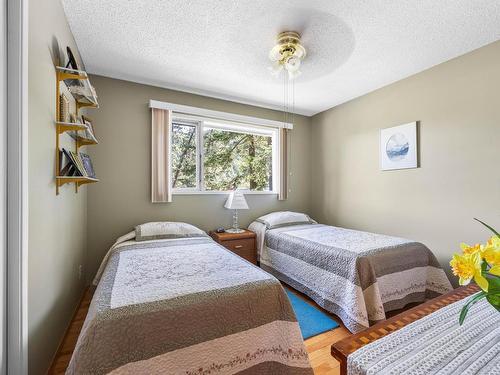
left=270, top=31, right=307, bottom=71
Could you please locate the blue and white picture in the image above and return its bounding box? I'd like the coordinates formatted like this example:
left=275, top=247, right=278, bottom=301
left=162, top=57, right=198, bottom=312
left=386, top=133, right=409, bottom=160
left=380, top=122, right=418, bottom=170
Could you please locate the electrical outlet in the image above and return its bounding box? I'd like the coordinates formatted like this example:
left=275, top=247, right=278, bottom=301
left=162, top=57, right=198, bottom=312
left=78, top=264, right=83, bottom=280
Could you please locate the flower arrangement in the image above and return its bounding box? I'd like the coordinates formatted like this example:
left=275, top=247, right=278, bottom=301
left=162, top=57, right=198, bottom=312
left=450, top=218, right=500, bottom=324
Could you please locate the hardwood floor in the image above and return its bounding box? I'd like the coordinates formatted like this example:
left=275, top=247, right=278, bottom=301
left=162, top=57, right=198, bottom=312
left=286, top=286, right=352, bottom=375
left=48, top=288, right=94, bottom=375
left=49, top=286, right=352, bottom=375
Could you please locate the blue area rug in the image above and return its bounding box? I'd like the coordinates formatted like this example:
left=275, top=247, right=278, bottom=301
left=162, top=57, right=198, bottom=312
left=286, top=290, right=339, bottom=339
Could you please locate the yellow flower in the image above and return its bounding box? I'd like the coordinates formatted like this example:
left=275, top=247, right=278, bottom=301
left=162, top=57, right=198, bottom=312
left=483, top=236, right=500, bottom=276
left=450, top=254, right=474, bottom=282
left=486, top=236, right=500, bottom=250
left=490, top=265, right=500, bottom=276
left=450, top=252, right=488, bottom=291
left=460, top=242, right=483, bottom=255
left=484, top=245, right=500, bottom=264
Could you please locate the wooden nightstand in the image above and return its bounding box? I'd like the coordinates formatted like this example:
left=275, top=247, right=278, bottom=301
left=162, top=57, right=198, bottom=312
left=209, top=230, right=257, bottom=265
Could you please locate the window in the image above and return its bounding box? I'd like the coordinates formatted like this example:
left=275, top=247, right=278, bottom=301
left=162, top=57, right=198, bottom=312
left=171, top=121, right=198, bottom=189
left=170, top=116, right=278, bottom=193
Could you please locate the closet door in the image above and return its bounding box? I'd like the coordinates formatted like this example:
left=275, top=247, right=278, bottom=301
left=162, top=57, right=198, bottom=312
left=6, top=0, right=29, bottom=373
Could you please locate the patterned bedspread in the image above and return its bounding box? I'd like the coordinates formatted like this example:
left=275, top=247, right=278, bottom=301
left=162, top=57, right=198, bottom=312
left=348, top=294, right=500, bottom=374
left=249, top=223, right=452, bottom=333
left=67, top=236, right=312, bottom=374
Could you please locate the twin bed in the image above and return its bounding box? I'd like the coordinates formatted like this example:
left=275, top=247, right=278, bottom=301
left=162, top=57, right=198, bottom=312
left=68, top=213, right=452, bottom=374
left=67, top=223, right=312, bottom=374
left=249, top=212, right=452, bottom=334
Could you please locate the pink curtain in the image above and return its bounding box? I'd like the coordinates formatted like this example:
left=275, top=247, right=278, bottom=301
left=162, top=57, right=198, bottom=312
left=151, top=108, right=172, bottom=203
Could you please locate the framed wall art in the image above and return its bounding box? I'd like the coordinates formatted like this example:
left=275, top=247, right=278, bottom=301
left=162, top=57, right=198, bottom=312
left=380, top=122, right=418, bottom=171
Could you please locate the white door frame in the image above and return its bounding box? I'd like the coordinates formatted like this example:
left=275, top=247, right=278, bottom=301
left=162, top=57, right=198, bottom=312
left=0, top=0, right=6, bottom=372
left=6, top=0, right=28, bottom=373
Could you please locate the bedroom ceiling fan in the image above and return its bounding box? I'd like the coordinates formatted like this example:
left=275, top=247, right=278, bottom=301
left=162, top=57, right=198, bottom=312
left=269, top=31, right=306, bottom=124
left=269, top=31, right=307, bottom=80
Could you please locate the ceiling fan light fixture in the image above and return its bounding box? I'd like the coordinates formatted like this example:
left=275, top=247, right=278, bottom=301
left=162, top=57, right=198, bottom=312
left=268, top=31, right=306, bottom=80
left=268, top=61, right=284, bottom=76
left=268, top=31, right=306, bottom=128
left=285, top=56, right=301, bottom=71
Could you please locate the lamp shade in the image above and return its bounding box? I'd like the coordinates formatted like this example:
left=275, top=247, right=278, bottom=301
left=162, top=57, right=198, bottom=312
left=224, top=190, right=249, bottom=210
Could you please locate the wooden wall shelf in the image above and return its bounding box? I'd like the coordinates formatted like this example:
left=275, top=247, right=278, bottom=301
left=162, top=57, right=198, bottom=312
left=55, top=65, right=99, bottom=195
left=56, top=176, right=99, bottom=185
left=56, top=176, right=99, bottom=194
left=76, top=135, right=98, bottom=148
left=56, top=121, right=88, bottom=133
left=55, top=122, right=99, bottom=148
left=56, top=66, right=99, bottom=110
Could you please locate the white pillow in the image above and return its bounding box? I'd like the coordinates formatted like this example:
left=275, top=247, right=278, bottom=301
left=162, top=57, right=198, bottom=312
left=255, top=211, right=314, bottom=229
left=114, top=231, right=136, bottom=246
left=135, top=222, right=207, bottom=241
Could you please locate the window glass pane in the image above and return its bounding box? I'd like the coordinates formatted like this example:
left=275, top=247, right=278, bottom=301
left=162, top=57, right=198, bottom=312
left=171, top=122, right=197, bottom=189
left=203, top=128, right=273, bottom=191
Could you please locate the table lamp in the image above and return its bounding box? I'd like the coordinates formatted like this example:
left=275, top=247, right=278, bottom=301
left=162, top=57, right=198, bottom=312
left=224, top=190, right=249, bottom=233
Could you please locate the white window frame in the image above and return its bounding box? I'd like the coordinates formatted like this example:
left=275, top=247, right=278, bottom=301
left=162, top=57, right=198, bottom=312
left=171, top=113, right=279, bottom=195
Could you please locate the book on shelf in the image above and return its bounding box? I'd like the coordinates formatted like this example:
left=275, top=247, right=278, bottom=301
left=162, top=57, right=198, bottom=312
left=70, top=150, right=88, bottom=177
left=59, top=149, right=79, bottom=176
left=67, top=82, right=98, bottom=105
left=59, top=149, right=73, bottom=176
left=78, top=123, right=95, bottom=141
left=58, top=93, right=70, bottom=122
left=67, top=115, right=96, bottom=142
left=79, top=153, right=96, bottom=178
left=59, top=148, right=85, bottom=177
left=81, top=115, right=96, bottom=140
left=59, top=158, right=76, bottom=176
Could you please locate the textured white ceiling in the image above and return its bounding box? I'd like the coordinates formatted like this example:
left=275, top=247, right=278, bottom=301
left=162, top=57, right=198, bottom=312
left=62, top=0, right=500, bottom=116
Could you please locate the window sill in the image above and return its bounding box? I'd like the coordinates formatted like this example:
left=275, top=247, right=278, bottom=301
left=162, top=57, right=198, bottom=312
left=172, top=190, right=278, bottom=196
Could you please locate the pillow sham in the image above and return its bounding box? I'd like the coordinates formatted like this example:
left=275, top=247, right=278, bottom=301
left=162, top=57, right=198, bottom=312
left=135, top=221, right=207, bottom=241
left=255, top=211, right=315, bottom=229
